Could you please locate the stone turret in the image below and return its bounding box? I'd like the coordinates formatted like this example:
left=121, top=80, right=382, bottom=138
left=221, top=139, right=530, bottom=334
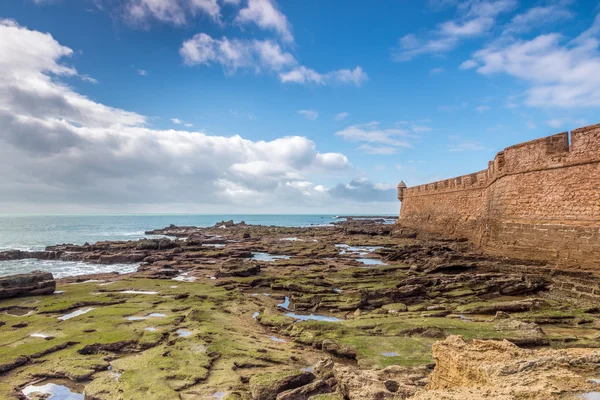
left=397, top=181, right=407, bottom=202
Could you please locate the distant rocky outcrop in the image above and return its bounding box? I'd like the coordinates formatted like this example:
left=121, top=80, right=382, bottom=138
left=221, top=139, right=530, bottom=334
left=0, top=271, right=56, bottom=299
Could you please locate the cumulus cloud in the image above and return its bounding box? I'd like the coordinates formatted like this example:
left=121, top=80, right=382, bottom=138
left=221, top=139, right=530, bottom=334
left=462, top=14, right=600, bottom=107
left=334, top=112, right=349, bottom=121
left=0, top=20, right=361, bottom=212
left=124, top=0, right=221, bottom=26
left=137, top=69, right=148, bottom=76
left=335, top=122, right=427, bottom=154
left=392, top=0, right=517, bottom=61
left=180, top=33, right=368, bottom=86
left=503, top=4, right=573, bottom=35
left=235, top=0, right=293, bottom=42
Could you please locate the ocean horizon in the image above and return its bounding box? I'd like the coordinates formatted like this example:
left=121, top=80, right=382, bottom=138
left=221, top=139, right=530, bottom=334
left=0, top=214, right=397, bottom=277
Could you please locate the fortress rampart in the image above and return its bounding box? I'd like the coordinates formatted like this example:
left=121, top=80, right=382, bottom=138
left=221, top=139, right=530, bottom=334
left=397, top=123, right=600, bottom=269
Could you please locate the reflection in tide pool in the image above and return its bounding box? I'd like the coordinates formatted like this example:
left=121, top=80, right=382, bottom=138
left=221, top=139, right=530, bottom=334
left=58, top=308, right=94, bottom=321
left=285, top=312, right=342, bottom=322
left=357, top=258, right=386, bottom=266
left=277, top=296, right=290, bottom=309
left=22, top=383, right=84, bottom=400
left=252, top=252, right=291, bottom=262
left=381, top=352, right=399, bottom=357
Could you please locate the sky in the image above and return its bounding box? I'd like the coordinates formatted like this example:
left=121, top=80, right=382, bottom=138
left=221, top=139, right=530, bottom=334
left=0, top=0, right=599, bottom=215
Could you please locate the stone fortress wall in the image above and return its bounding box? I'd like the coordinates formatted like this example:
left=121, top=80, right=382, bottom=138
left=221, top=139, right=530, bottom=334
left=397, top=123, right=600, bottom=269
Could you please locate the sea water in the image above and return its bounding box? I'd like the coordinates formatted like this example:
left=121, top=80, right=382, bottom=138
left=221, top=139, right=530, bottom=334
left=0, top=214, right=357, bottom=277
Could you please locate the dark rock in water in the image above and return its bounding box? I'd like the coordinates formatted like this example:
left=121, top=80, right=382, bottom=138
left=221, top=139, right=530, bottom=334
left=136, top=238, right=178, bottom=251
left=216, top=259, right=260, bottom=278
left=0, top=271, right=55, bottom=299
left=0, top=250, right=62, bottom=261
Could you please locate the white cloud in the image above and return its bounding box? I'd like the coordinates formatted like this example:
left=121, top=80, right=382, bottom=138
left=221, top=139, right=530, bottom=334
left=297, top=110, right=318, bottom=120
left=180, top=33, right=295, bottom=71
left=137, top=69, right=148, bottom=76
left=124, top=0, right=221, bottom=26
left=171, top=118, right=192, bottom=126
left=503, top=4, right=573, bottom=35
left=279, top=66, right=367, bottom=86
left=181, top=33, right=367, bottom=86
left=459, top=59, right=478, bottom=70
left=475, top=105, right=491, bottom=112
left=81, top=75, right=99, bottom=84
left=393, top=0, right=517, bottom=61
left=464, top=14, right=600, bottom=107
left=546, top=117, right=586, bottom=129
left=335, top=122, right=415, bottom=152
left=235, top=0, right=293, bottom=42
left=334, top=112, right=349, bottom=121
left=0, top=19, right=359, bottom=212
left=429, top=67, right=445, bottom=75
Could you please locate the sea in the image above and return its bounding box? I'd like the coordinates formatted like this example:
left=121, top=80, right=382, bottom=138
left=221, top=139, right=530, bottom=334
left=0, top=214, right=394, bottom=278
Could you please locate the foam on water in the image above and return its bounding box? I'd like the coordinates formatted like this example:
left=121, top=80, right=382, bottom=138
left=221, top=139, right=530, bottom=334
left=0, top=259, right=138, bottom=279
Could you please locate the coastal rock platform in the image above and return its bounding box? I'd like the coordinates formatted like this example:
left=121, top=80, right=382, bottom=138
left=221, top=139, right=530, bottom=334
left=1, top=219, right=599, bottom=399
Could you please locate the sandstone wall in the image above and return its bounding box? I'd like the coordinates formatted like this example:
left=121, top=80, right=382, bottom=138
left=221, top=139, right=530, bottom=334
left=397, top=123, right=600, bottom=269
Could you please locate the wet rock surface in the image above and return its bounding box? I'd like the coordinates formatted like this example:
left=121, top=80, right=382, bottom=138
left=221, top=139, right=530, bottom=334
left=1, top=220, right=599, bottom=399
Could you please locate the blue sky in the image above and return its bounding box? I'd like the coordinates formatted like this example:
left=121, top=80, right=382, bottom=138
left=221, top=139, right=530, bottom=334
left=0, top=0, right=599, bottom=214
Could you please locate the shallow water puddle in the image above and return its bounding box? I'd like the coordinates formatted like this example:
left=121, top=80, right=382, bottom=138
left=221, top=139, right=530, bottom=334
left=252, top=312, right=260, bottom=319
left=4, top=307, right=35, bottom=316
left=580, top=393, right=600, bottom=400
left=591, top=379, right=600, bottom=384
left=58, top=307, right=94, bottom=321
left=252, top=252, right=291, bottom=262
left=22, top=383, right=84, bottom=400
left=203, top=243, right=226, bottom=248
left=280, top=237, right=301, bottom=241
left=31, top=333, right=52, bottom=339
left=119, top=290, right=159, bottom=295
left=357, top=258, right=386, bottom=266
left=126, top=312, right=166, bottom=321
left=172, top=273, right=196, bottom=282
left=335, top=244, right=384, bottom=256
left=177, top=329, right=192, bottom=337
left=302, top=366, right=313, bottom=372
left=278, top=297, right=290, bottom=310
left=381, top=352, right=399, bottom=357
left=54, top=290, right=65, bottom=294
left=212, top=392, right=226, bottom=400
left=285, top=312, right=342, bottom=322
left=333, top=288, right=343, bottom=293
left=270, top=336, right=286, bottom=343
left=144, top=327, right=158, bottom=332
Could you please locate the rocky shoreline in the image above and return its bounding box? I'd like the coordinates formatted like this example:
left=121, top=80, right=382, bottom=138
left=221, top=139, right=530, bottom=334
left=1, top=219, right=600, bottom=399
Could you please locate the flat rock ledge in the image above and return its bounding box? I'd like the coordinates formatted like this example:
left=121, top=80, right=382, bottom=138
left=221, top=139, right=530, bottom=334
left=0, top=271, right=56, bottom=299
